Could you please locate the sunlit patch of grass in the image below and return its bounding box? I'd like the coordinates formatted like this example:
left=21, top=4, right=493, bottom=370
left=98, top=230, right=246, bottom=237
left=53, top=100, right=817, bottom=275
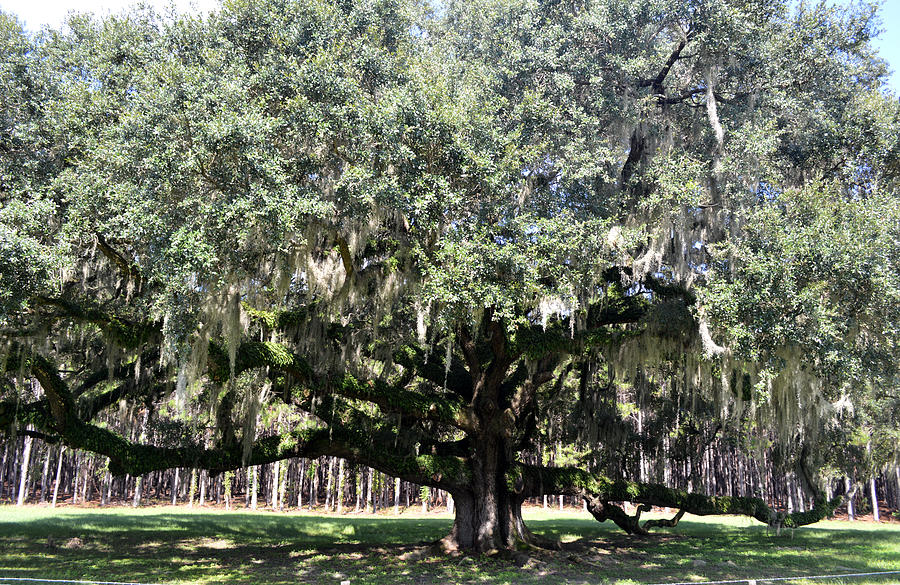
left=1, top=505, right=898, bottom=584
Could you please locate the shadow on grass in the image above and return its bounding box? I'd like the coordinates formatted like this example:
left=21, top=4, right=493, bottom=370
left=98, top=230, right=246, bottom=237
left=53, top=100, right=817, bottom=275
left=1, top=509, right=899, bottom=584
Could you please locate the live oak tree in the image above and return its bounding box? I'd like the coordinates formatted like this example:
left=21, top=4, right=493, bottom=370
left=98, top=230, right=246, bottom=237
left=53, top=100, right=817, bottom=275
left=2, top=0, right=899, bottom=552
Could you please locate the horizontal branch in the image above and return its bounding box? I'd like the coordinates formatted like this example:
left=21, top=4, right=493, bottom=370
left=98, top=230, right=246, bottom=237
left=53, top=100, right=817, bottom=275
left=392, top=344, right=473, bottom=399
left=209, top=340, right=475, bottom=430
left=95, top=233, right=145, bottom=295
left=207, top=341, right=314, bottom=383
left=64, top=418, right=470, bottom=492
left=242, top=303, right=315, bottom=332
left=513, top=463, right=841, bottom=531
left=299, top=373, right=476, bottom=431
left=33, top=296, right=160, bottom=350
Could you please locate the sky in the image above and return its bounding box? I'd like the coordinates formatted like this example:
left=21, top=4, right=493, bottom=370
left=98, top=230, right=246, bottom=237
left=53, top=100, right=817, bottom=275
left=0, top=0, right=898, bottom=93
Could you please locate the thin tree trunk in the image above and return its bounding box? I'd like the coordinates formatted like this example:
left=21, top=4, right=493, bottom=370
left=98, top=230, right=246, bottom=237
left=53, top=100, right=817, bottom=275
left=324, top=458, right=333, bottom=511
left=297, top=461, right=305, bottom=509
left=133, top=473, right=143, bottom=507
left=71, top=452, right=81, bottom=504
left=224, top=471, right=233, bottom=510
left=895, top=467, right=900, bottom=509
left=271, top=461, right=280, bottom=509
left=279, top=461, right=288, bottom=510
left=172, top=468, right=180, bottom=505
left=8, top=436, right=20, bottom=503
left=310, top=460, right=319, bottom=510
left=870, top=476, right=880, bottom=522
left=337, top=459, right=345, bottom=514
left=355, top=468, right=362, bottom=513
left=16, top=434, right=33, bottom=506
left=39, top=443, right=51, bottom=503
left=0, top=443, right=8, bottom=503
left=103, top=461, right=112, bottom=506
left=82, top=456, right=92, bottom=504
left=394, top=477, right=401, bottom=515
left=251, top=466, right=258, bottom=509
left=366, top=467, right=374, bottom=513
left=188, top=469, right=197, bottom=508
left=200, top=470, right=209, bottom=506
left=51, top=447, right=65, bottom=507
left=845, top=476, right=855, bottom=521
left=101, top=460, right=111, bottom=507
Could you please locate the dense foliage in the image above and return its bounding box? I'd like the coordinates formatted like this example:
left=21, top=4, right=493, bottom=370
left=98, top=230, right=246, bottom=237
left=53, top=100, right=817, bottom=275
left=2, top=0, right=899, bottom=551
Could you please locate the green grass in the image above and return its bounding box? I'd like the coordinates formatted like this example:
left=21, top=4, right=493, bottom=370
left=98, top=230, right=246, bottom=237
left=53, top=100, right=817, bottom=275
left=1, top=505, right=899, bottom=585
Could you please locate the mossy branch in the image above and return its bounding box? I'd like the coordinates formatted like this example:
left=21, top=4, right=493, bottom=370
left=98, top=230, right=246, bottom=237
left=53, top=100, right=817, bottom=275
left=242, top=303, right=314, bottom=331
left=514, top=463, right=841, bottom=532
left=392, top=344, right=473, bottom=398
left=95, top=233, right=145, bottom=295
left=32, top=296, right=159, bottom=350
left=207, top=340, right=314, bottom=383
left=207, top=340, right=474, bottom=429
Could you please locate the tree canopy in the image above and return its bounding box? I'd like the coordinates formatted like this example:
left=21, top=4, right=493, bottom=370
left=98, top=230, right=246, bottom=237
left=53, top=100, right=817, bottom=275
left=2, top=0, right=899, bottom=552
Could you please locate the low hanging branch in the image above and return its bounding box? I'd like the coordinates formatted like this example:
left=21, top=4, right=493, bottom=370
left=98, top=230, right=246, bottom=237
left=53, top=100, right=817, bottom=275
left=514, top=463, right=842, bottom=532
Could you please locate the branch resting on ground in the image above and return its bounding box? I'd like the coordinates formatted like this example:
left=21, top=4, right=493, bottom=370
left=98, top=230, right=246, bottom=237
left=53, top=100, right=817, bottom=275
left=513, top=463, right=842, bottom=532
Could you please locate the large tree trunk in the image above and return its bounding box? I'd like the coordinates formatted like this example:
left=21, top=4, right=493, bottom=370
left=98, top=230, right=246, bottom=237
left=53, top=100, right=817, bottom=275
left=440, top=423, right=541, bottom=553
left=441, top=484, right=542, bottom=553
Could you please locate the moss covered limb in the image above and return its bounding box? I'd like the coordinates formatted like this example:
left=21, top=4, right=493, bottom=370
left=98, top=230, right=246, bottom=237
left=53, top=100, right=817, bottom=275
left=323, top=373, right=475, bottom=430
left=15, top=352, right=471, bottom=488
left=584, top=497, right=652, bottom=535
left=392, top=344, right=473, bottom=398
left=78, top=381, right=167, bottom=421
left=95, top=233, right=145, bottom=294
left=32, top=296, right=160, bottom=350
left=207, top=340, right=314, bottom=383
left=514, top=463, right=842, bottom=531
left=72, top=349, right=161, bottom=397
left=28, top=354, right=79, bottom=433
left=242, top=303, right=314, bottom=331
left=207, top=340, right=474, bottom=429
left=508, top=319, right=641, bottom=362
left=643, top=508, right=686, bottom=530
left=4, top=360, right=471, bottom=490
left=0, top=398, right=55, bottom=434
left=58, top=415, right=471, bottom=492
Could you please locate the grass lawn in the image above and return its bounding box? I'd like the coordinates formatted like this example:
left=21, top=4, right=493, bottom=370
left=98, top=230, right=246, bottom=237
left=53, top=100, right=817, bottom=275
left=0, top=505, right=898, bottom=585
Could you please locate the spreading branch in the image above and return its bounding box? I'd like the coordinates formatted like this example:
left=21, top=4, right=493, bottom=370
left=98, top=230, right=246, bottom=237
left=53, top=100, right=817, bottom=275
left=514, top=463, right=842, bottom=531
